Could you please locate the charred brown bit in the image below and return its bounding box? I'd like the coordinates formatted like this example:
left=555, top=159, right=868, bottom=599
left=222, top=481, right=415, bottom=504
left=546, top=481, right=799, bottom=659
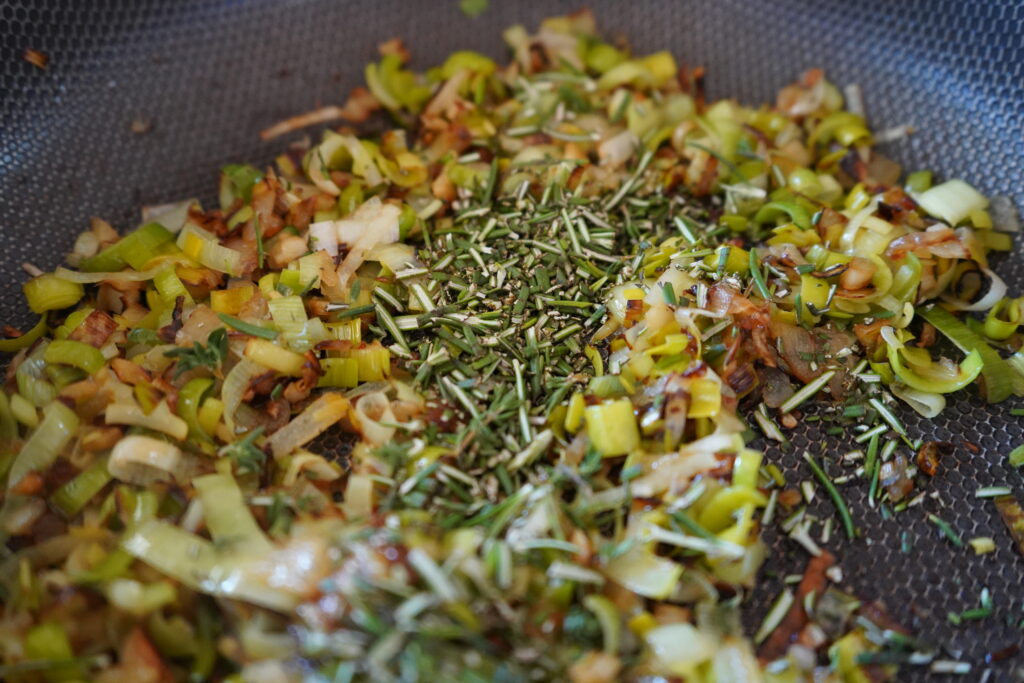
left=759, top=551, right=836, bottom=661
left=994, top=496, right=1024, bottom=556
left=23, top=48, right=48, bottom=69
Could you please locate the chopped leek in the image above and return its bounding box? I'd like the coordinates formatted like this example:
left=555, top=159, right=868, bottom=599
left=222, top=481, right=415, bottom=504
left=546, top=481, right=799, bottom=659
left=16, top=348, right=57, bottom=407
left=585, top=399, right=639, bottom=456
left=80, top=221, right=174, bottom=272
left=24, top=621, right=81, bottom=682
left=193, top=472, right=273, bottom=555
left=178, top=224, right=243, bottom=276
left=220, top=164, right=263, bottom=209
left=106, top=401, right=188, bottom=441
left=23, top=275, right=83, bottom=313
left=178, top=377, right=215, bottom=443
left=754, top=200, right=813, bottom=231
left=0, top=392, right=17, bottom=443
left=915, top=179, right=988, bottom=225
left=983, top=297, right=1022, bottom=340
left=697, top=486, right=768, bottom=532
left=0, top=316, right=47, bottom=353
left=6, top=401, right=78, bottom=492
left=108, top=435, right=184, bottom=486
left=52, top=455, right=111, bottom=518
left=883, top=328, right=982, bottom=394
left=9, top=393, right=39, bottom=428
left=318, top=357, right=359, bottom=388
left=244, top=338, right=308, bottom=376
left=604, top=545, right=683, bottom=599
left=221, top=358, right=264, bottom=433
left=919, top=306, right=1014, bottom=403
left=153, top=265, right=192, bottom=304
left=210, top=285, right=255, bottom=315
left=43, top=339, right=105, bottom=374
left=351, top=343, right=391, bottom=381
left=122, top=519, right=297, bottom=611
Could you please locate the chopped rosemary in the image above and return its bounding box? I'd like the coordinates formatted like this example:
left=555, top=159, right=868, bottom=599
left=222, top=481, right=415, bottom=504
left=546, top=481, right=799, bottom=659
left=779, top=370, right=836, bottom=415
left=803, top=452, right=856, bottom=539
left=928, top=514, right=964, bottom=547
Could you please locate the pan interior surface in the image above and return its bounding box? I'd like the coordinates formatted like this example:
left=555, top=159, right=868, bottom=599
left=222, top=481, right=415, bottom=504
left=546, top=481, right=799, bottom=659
left=1, top=1, right=1023, bottom=679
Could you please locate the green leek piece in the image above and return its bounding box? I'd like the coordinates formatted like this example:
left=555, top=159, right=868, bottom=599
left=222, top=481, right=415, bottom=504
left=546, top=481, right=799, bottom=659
left=54, top=307, right=92, bottom=340
left=6, top=401, right=78, bottom=491
left=587, top=374, right=629, bottom=398
left=178, top=226, right=243, bottom=276
left=808, top=111, right=871, bottom=148
left=440, top=50, right=497, bottom=79
left=351, top=344, right=391, bottom=382
left=787, top=168, right=824, bottom=197
left=23, top=275, right=83, bottom=314
left=0, top=316, right=47, bottom=353
left=10, top=390, right=39, bottom=428
left=191, top=602, right=218, bottom=679
left=885, top=337, right=982, bottom=394
left=915, top=179, right=988, bottom=226
left=585, top=42, right=628, bottom=74
left=193, top=473, right=273, bottom=555
left=24, top=621, right=81, bottom=682
left=268, top=295, right=307, bottom=330
left=919, top=305, right=1014, bottom=403
left=278, top=268, right=304, bottom=293
left=980, top=230, right=1013, bottom=251
left=122, top=519, right=297, bottom=611
left=597, top=51, right=677, bottom=90
left=318, top=357, right=360, bottom=388
left=43, top=339, right=105, bottom=374
left=889, top=253, right=922, bottom=303
left=178, top=377, right=215, bottom=443
left=153, top=265, right=192, bottom=304
left=73, top=548, right=134, bottom=584
left=365, top=54, right=432, bottom=112
left=398, top=203, right=418, bottom=240
left=338, top=181, right=364, bottom=216
left=52, top=456, right=111, bottom=518
left=603, top=544, right=683, bottom=599
left=45, top=364, right=85, bottom=391
left=697, top=486, right=768, bottom=532
left=983, top=298, right=1022, bottom=341
left=0, top=392, right=16, bottom=444
left=226, top=205, right=253, bottom=230
left=732, top=450, right=763, bottom=489
left=581, top=594, right=621, bottom=653
left=80, top=222, right=174, bottom=272
left=584, top=398, right=639, bottom=456
left=904, top=170, right=933, bottom=193
left=16, top=349, right=57, bottom=407
left=720, top=214, right=748, bottom=234
left=147, top=611, right=199, bottom=659
left=219, top=164, right=263, bottom=210
left=118, top=485, right=161, bottom=528
left=754, top=200, right=813, bottom=231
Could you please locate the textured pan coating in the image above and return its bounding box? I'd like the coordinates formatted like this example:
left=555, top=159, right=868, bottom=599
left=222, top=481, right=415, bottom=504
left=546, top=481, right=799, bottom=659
left=1, top=1, right=1023, bottom=678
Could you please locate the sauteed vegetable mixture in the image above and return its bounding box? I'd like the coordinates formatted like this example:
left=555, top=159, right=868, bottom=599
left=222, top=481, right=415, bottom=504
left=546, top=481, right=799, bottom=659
left=2, top=11, right=1021, bottom=682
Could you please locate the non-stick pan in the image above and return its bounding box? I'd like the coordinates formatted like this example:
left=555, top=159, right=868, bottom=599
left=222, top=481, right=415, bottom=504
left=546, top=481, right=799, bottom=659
left=2, top=1, right=1023, bottom=679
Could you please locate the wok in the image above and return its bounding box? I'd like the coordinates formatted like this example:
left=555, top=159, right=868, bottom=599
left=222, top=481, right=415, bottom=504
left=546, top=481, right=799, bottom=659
left=1, top=0, right=1023, bottom=678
